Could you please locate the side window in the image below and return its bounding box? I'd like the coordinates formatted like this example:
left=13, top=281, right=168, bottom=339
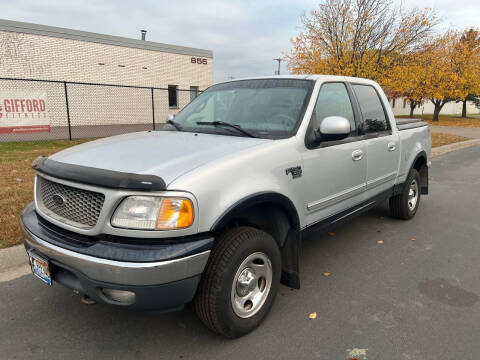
left=168, top=85, right=178, bottom=108
left=351, top=84, right=389, bottom=133
left=311, top=82, right=356, bottom=136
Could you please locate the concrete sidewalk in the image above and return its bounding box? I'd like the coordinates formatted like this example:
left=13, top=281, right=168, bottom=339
left=0, top=244, right=30, bottom=282
left=430, top=125, right=480, bottom=139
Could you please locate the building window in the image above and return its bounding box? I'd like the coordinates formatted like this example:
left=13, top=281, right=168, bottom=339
left=168, top=85, right=178, bottom=108
left=392, top=98, right=396, bottom=108
left=403, top=99, right=406, bottom=108
left=190, top=86, right=199, bottom=102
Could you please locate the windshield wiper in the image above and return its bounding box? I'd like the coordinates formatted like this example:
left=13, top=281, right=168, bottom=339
left=166, top=119, right=183, bottom=131
left=196, top=121, right=257, bottom=138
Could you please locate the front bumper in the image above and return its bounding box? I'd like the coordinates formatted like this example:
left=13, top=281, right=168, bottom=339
left=21, top=203, right=213, bottom=311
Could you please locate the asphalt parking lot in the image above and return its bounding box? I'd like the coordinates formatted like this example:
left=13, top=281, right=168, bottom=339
left=1, top=146, right=480, bottom=360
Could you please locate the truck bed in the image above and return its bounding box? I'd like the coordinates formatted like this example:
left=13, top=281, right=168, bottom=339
left=395, top=118, right=428, bottom=131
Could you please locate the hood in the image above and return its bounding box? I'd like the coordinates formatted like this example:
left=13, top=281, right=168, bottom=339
left=49, top=131, right=271, bottom=185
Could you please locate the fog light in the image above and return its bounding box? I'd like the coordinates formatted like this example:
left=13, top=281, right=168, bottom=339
left=101, top=288, right=136, bottom=304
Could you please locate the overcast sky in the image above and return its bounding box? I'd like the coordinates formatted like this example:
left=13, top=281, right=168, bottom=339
left=0, top=0, right=478, bottom=82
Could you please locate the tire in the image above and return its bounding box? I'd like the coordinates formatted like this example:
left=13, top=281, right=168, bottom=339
left=194, top=226, right=281, bottom=338
left=389, top=168, right=421, bottom=220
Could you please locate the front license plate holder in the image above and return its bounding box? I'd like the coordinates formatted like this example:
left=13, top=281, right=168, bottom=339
left=28, top=251, right=52, bottom=285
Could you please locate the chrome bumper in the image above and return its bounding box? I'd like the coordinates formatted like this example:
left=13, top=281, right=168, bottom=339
left=22, top=224, right=211, bottom=286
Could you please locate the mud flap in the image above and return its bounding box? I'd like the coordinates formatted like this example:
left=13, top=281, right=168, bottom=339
left=280, top=228, right=301, bottom=289
left=420, top=165, right=429, bottom=194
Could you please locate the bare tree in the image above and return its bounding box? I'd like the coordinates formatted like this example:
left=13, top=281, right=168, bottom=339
left=287, top=0, right=439, bottom=78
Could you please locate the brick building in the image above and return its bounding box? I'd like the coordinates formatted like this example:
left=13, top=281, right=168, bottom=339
left=0, top=19, right=213, bottom=141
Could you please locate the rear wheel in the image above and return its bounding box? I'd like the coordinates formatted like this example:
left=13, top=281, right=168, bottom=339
left=389, top=168, right=421, bottom=220
left=194, top=226, right=281, bottom=338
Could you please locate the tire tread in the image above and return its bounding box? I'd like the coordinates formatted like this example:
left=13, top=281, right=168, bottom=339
left=195, top=226, right=271, bottom=337
left=389, top=168, right=420, bottom=220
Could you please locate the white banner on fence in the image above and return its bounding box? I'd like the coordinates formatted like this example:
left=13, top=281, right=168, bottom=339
left=0, top=90, right=50, bottom=134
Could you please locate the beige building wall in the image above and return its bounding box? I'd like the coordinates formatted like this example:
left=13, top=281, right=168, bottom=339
left=389, top=98, right=480, bottom=117
left=0, top=20, right=213, bottom=132
left=0, top=31, right=213, bottom=90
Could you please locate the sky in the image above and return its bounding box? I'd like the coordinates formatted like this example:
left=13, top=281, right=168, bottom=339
left=0, top=0, right=479, bottom=82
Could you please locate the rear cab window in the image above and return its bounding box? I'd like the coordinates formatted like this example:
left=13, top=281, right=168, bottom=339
left=351, top=84, right=391, bottom=134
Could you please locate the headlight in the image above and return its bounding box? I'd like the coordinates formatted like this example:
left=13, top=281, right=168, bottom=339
left=111, top=196, right=194, bottom=230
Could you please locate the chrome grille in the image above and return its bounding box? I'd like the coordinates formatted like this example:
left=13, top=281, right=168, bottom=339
left=37, top=176, right=105, bottom=228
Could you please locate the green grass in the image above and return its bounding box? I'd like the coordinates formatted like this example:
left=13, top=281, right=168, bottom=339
left=0, top=139, right=90, bottom=154
left=0, top=139, right=92, bottom=248
left=431, top=133, right=468, bottom=147
left=397, top=114, right=480, bottom=127
left=431, top=114, right=480, bottom=118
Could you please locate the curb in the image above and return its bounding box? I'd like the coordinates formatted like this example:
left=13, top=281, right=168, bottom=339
left=431, top=139, right=480, bottom=158
left=0, top=244, right=29, bottom=283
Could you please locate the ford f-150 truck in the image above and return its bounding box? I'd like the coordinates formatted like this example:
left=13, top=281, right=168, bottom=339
left=21, top=75, right=430, bottom=338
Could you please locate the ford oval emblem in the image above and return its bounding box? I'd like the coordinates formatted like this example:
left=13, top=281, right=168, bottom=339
left=52, top=194, right=66, bottom=206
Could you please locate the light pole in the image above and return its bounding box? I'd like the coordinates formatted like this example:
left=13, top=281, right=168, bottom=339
left=273, top=58, right=283, bottom=75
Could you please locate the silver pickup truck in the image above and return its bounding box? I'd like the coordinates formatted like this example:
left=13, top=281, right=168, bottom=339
left=21, top=75, right=430, bottom=338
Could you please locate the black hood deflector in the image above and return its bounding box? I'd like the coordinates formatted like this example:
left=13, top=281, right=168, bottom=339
left=32, top=156, right=166, bottom=191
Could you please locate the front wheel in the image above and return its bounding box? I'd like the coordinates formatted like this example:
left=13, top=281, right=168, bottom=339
left=194, top=226, right=281, bottom=338
left=389, top=168, right=421, bottom=220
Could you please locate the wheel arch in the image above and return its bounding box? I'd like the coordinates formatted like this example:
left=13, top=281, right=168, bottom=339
left=410, top=150, right=428, bottom=195
left=211, top=192, right=301, bottom=234
left=210, top=191, right=301, bottom=289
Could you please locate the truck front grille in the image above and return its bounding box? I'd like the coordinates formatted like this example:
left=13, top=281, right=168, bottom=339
left=36, top=176, right=105, bottom=229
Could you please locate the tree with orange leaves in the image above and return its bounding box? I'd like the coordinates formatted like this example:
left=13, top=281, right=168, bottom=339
left=404, top=31, right=480, bottom=121
left=453, top=29, right=480, bottom=118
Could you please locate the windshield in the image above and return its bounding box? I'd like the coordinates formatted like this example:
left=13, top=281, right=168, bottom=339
left=168, top=79, right=314, bottom=139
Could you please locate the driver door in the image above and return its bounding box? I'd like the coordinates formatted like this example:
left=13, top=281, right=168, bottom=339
left=300, top=82, right=367, bottom=227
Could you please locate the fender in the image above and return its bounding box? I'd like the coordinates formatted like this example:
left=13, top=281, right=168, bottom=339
left=211, top=192, right=301, bottom=233
left=394, top=150, right=428, bottom=196
left=211, top=192, right=301, bottom=289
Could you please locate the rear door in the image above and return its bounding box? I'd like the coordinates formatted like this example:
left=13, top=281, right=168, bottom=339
left=301, top=82, right=367, bottom=226
left=350, top=84, right=400, bottom=199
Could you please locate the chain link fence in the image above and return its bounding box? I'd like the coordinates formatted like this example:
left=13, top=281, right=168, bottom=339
left=0, top=78, right=200, bottom=142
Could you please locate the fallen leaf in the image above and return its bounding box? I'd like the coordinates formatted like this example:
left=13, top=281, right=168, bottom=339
left=308, top=312, right=317, bottom=319
left=377, top=240, right=383, bottom=244
left=328, top=231, right=335, bottom=236
left=323, top=272, right=331, bottom=277
left=411, top=237, right=416, bottom=241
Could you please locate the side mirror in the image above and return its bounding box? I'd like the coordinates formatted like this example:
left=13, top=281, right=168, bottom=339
left=166, top=114, right=176, bottom=122
left=318, top=116, right=350, bottom=141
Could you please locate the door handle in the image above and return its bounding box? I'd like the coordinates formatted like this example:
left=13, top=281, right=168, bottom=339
left=352, top=149, right=363, bottom=161
left=388, top=142, right=396, bottom=152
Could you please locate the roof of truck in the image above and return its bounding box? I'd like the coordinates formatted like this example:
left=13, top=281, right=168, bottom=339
left=215, top=74, right=376, bottom=85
